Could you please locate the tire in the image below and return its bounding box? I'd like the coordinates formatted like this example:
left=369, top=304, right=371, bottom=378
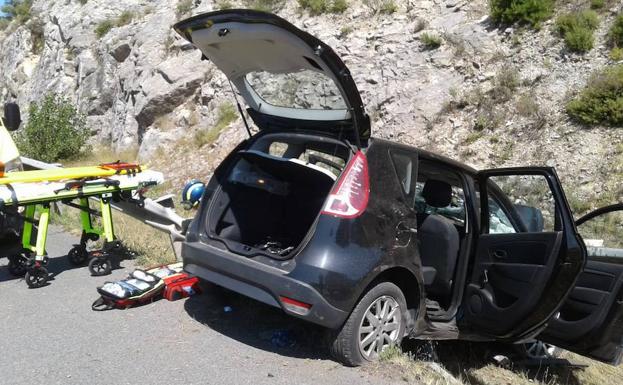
left=329, top=282, right=407, bottom=366
left=25, top=266, right=49, bottom=289
left=88, top=257, right=112, bottom=276
left=68, top=246, right=89, bottom=266
left=7, top=253, right=29, bottom=277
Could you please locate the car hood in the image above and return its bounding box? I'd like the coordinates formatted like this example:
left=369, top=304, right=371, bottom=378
left=173, top=9, right=370, bottom=145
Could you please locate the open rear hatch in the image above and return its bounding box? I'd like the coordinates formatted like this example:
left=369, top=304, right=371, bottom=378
left=207, top=133, right=352, bottom=259
left=174, top=9, right=370, bottom=146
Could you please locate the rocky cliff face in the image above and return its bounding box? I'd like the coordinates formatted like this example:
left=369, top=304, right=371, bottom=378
left=1, top=0, right=622, bottom=209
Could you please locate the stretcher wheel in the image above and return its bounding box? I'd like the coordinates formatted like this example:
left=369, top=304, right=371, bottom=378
left=25, top=266, right=49, bottom=289
left=89, top=257, right=111, bottom=276
left=68, top=246, right=89, bottom=266
left=7, top=254, right=28, bottom=277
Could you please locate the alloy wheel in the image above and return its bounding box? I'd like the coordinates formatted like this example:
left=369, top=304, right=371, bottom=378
left=521, top=340, right=558, bottom=360
left=358, top=295, right=402, bottom=359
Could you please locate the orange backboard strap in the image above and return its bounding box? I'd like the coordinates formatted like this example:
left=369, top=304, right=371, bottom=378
left=99, top=161, right=142, bottom=175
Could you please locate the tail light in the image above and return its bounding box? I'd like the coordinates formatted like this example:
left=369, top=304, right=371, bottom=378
left=321, top=150, right=370, bottom=218
left=279, top=296, right=312, bottom=315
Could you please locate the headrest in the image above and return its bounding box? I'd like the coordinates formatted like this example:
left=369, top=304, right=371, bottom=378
left=422, top=179, right=452, bottom=208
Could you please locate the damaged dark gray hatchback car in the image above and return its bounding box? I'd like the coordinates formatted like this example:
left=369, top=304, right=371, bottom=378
left=175, top=10, right=623, bottom=366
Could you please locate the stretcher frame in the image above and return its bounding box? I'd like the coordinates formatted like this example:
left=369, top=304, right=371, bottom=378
left=2, top=172, right=162, bottom=288
left=20, top=195, right=115, bottom=261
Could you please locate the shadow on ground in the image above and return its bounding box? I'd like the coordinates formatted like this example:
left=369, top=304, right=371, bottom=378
left=184, top=282, right=331, bottom=360
left=0, top=250, right=133, bottom=285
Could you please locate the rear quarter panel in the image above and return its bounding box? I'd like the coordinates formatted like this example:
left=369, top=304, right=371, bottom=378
left=290, top=141, right=425, bottom=314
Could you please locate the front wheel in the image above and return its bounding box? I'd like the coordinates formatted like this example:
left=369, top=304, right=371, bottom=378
left=25, top=266, right=49, bottom=289
left=328, top=282, right=407, bottom=366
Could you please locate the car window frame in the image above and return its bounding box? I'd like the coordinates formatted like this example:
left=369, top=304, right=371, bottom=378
left=388, top=148, right=419, bottom=211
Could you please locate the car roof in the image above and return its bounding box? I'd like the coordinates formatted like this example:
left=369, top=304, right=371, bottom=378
left=370, top=137, right=478, bottom=176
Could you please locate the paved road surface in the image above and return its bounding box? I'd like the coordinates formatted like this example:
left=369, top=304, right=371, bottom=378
left=0, top=226, right=397, bottom=385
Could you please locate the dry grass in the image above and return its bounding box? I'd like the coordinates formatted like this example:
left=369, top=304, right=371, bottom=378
left=371, top=341, right=623, bottom=385
left=52, top=198, right=176, bottom=267
left=54, top=147, right=178, bottom=267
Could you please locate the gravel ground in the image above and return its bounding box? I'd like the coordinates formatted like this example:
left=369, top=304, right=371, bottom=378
left=0, top=226, right=398, bottom=385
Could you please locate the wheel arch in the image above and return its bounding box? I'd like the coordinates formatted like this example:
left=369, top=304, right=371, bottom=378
left=352, top=266, right=423, bottom=329
left=368, top=266, right=421, bottom=310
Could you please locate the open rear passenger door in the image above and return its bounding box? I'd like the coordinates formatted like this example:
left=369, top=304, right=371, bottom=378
left=461, top=168, right=586, bottom=340
left=538, top=203, right=623, bottom=365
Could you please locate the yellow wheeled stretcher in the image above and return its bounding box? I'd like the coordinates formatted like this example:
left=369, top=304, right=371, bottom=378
left=0, top=163, right=164, bottom=288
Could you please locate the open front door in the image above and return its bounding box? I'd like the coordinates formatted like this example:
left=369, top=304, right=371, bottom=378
left=461, top=168, right=585, bottom=340
left=539, top=204, right=623, bottom=364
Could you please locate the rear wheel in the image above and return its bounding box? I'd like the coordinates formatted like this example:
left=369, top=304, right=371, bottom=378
left=7, top=252, right=29, bottom=277
left=329, top=282, right=407, bottom=366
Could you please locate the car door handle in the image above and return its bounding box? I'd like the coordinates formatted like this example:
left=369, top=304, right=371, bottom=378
left=492, top=249, right=508, bottom=259
left=396, top=222, right=418, bottom=234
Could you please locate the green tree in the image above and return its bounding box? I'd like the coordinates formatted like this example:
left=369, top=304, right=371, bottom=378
left=16, top=95, right=91, bottom=162
left=1, top=0, right=32, bottom=24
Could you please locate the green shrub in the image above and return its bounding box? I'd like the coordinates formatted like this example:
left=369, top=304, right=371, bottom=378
left=194, top=102, right=238, bottom=148
left=490, top=0, right=554, bottom=28
left=94, top=10, right=136, bottom=38
left=16, top=95, right=90, bottom=163
left=564, top=27, right=595, bottom=52
left=492, top=65, right=520, bottom=102
left=29, top=18, right=44, bottom=54
left=590, top=0, right=605, bottom=9
left=556, top=10, right=599, bottom=53
left=611, top=47, right=623, bottom=61
left=1, top=0, right=32, bottom=25
left=331, top=0, right=348, bottom=13
left=298, top=0, right=328, bottom=14
left=557, top=10, right=599, bottom=33
left=363, top=0, right=397, bottom=15
left=609, top=14, right=623, bottom=48
left=567, top=65, right=623, bottom=126
left=298, top=0, right=348, bottom=14
left=94, top=19, right=113, bottom=38
left=420, top=32, right=442, bottom=50
left=379, top=0, right=397, bottom=14
left=117, top=10, right=135, bottom=26
left=176, top=0, right=193, bottom=17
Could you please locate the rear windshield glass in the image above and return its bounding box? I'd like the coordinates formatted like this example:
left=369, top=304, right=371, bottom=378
left=267, top=140, right=346, bottom=177
left=245, top=70, right=347, bottom=110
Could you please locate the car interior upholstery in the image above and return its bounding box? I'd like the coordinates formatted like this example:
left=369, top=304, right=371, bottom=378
left=417, top=178, right=461, bottom=301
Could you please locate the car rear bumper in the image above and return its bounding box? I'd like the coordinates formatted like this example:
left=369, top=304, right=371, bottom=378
left=183, top=241, right=349, bottom=329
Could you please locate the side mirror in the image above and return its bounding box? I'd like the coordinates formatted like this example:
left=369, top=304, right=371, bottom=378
left=3, top=103, right=21, bottom=131
left=515, top=204, right=544, bottom=233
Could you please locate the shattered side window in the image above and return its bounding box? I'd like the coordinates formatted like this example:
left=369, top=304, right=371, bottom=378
left=245, top=70, right=347, bottom=110
left=489, top=197, right=517, bottom=234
